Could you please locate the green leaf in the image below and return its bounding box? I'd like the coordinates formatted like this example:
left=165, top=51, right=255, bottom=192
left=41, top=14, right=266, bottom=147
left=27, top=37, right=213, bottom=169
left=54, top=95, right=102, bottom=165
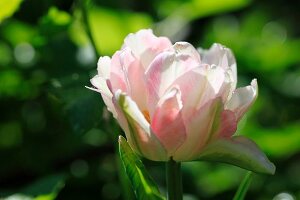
left=118, top=136, right=165, bottom=200
left=0, top=0, right=23, bottom=22
left=233, top=171, right=253, bottom=200
left=21, top=174, right=65, bottom=197
left=197, top=136, right=275, bottom=174
left=3, top=174, right=65, bottom=200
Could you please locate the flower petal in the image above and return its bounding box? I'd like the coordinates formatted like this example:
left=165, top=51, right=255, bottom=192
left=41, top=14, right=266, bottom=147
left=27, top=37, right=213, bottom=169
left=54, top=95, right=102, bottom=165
left=225, top=79, right=258, bottom=121
left=146, top=51, right=199, bottom=115
left=173, top=98, right=223, bottom=161
left=196, top=136, right=276, bottom=174
left=116, top=92, right=168, bottom=161
left=89, top=75, right=118, bottom=117
left=151, top=87, right=186, bottom=157
left=172, top=42, right=200, bottom=63
left=216, top=110, right=237, bottom=138
left=124, top=29, right=172, bottom=69
left=199, top=43, right=237, bottom=89
left=110, top=48, right=147, bottom=110
left=97, top=56, right=111, bottom=79
left=174, top=66, right=228, bottom=116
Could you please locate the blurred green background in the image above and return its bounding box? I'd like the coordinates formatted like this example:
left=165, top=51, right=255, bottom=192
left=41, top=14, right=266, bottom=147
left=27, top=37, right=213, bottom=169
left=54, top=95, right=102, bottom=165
left=0, top=0, right=299, bottom=199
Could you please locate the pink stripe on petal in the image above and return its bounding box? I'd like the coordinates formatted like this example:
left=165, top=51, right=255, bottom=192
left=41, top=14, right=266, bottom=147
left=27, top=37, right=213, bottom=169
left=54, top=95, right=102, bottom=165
left=110, top=48, right=148, bottom=110
left=217, top=110, right=237, bottom=138
left=173, top=98, right=223, bottom=161
left=151, top=88, right=186, bottom=157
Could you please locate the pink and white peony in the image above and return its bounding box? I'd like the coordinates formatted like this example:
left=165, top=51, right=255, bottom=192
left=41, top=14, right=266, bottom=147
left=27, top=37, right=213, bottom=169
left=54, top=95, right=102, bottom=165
left=89, top=29, right=274, bottom=174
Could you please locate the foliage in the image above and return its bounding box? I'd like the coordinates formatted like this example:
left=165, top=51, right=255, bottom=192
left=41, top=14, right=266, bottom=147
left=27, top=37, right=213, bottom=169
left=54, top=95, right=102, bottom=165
left=0, top=0, right=299, bottom=199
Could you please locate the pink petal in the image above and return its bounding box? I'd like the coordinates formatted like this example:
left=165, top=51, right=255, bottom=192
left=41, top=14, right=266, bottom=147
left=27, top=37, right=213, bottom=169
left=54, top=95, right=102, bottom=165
left=110, top=48, right=147, bottom=110
left=124, top=29, right=172, bottom=69
left=173, top=98, right=223, bottom=161
left=115, top=91, right=168, bottom=161
left=225, top=79, right=258, bottom=121
left=173, top=66, right=229, bottom=118
left=151, top=87, right=186, bottom=157
left=216, top=110, right=237, bottom=138
left=145, top=50, right=200, bottom=115
left=172, top=67, right=211, bottom=115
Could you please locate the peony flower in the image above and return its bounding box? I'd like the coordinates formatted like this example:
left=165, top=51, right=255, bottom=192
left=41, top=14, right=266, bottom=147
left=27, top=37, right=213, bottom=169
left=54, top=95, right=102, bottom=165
left=89, top=29, right=275, bottom=174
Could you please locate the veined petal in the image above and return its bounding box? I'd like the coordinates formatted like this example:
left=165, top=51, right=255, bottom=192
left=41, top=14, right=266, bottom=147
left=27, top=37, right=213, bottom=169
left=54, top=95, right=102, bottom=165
left=124, top=29, right=172, bottom=69
left=151, top=87, right=186, bottom=157
left=116, top=92, right=168, bottom=161
left=225, top=79, right=258, bottom=121
left=196, top=136, right=276, bottom=174
left=173, top=98, right=223, bottom=161
left=199, top=43, right=237, bottom=89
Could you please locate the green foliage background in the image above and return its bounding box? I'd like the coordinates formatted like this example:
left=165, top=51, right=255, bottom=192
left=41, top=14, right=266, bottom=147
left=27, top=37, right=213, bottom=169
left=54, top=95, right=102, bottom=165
left=0, top=0, right=299, bottom=199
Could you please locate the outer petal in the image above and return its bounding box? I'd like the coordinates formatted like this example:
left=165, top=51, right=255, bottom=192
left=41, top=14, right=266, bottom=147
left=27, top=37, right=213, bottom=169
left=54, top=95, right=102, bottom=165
left=225, top=79, right=258, bottom=121
left=116, top=92, right=168, bottom=161
left=146, top=50, right=199, bottom=115
left=151, top=87, right=186, bottom=157
left=173, top=98, right=223, bottom=161
left=97, top=56, right=111, bottom=79
left=199, top=43, right=237, bottom=90
left=196, top=136, right=276, bottom=174
left=110, top=48, right=147, bottom=110
left=216, top=110, right=237, bottom=138
left=89, top=75, right=118, bottom=117
left=124, top=29, right=172, bottom=69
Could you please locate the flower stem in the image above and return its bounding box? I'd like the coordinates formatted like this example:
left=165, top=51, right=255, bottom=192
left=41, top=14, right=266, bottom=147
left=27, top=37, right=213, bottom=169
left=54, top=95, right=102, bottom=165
left=166, top=158, right=183, bottom=200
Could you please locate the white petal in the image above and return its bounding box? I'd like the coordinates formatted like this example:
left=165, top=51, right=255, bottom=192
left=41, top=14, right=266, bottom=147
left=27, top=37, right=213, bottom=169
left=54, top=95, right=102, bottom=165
left=89, top=76, right=118, bottom=117
left=97, top=56, right=111, bottom=79
left=172, top=42, right=200, bottom=63
left=225, top=79, right=258, bottom=121
left=199, top=43, right=237, bottom=89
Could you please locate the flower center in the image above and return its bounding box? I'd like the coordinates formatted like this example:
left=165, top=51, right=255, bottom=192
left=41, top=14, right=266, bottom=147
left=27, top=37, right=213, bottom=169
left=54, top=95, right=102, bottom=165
left=142, top=110, right=151, bottom=123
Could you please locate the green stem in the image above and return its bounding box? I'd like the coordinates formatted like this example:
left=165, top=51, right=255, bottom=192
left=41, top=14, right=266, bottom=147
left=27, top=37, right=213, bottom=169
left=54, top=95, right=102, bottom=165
left=233, top=171, right=253, bottom=200
left=166, top=158, right=183, bottom=200
left=79, top=0, right=100, bottom=58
